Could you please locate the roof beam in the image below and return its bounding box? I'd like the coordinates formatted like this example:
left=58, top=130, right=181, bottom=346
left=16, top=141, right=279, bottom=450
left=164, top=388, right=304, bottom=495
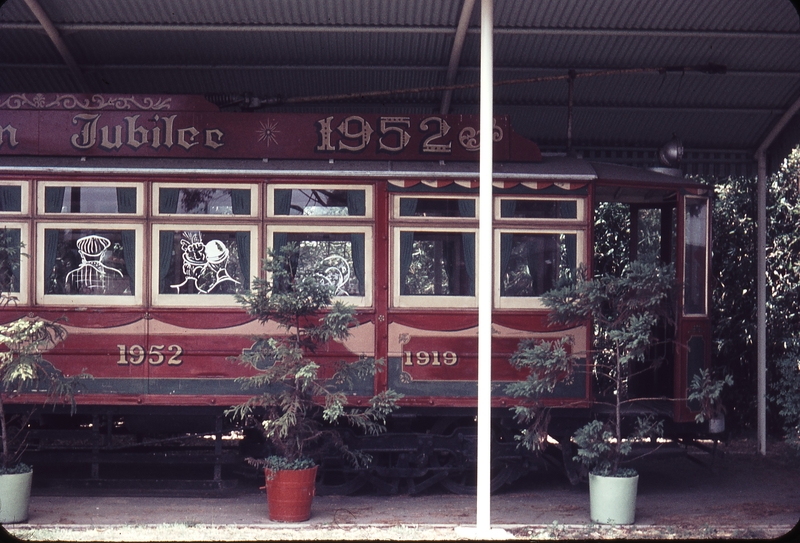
left=22, top=0, right=89, bottom=92
left=2, top=21, right=799, bottom=40
left=440, top=0, right=477, bottom=114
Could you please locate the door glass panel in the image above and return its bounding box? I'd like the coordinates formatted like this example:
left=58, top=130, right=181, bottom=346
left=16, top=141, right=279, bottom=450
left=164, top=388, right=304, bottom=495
left=684, top=197, right=708, bottom=315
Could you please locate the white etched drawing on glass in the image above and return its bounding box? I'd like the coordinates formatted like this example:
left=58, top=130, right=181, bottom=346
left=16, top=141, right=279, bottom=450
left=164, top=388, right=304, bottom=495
left=65, top=234, right=123, bottom=291
left=317, top=254, right=351, bottom=296
left=171, top=232, right=241, bottom=294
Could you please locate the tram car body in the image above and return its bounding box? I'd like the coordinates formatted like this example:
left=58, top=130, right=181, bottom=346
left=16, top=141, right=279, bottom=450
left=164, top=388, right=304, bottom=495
left=0, top=94, right=712, bottom=491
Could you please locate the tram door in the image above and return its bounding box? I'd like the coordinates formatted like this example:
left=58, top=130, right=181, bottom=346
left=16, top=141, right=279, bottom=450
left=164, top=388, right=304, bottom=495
left=627, top=203, right=677, bottom=400
left=624, top=193, right=713, bottom=422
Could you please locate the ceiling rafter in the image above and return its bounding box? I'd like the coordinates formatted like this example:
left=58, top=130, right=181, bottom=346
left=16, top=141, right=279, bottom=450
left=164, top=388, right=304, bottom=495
left=20, top=0, right=88, bottom=92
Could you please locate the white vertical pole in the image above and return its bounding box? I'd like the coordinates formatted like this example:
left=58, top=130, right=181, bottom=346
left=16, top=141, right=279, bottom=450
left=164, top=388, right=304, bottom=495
left=477, top=0, right=494, bottom=532
left=756, top=151, right=767, bottom=456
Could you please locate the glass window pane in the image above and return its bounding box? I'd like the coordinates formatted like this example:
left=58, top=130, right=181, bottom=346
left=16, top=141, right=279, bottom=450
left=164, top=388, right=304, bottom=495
left=500, top=199, right=577, bottom=219
left=274, top=188, right=365, bottom=216
left=684, top=198, right=708, bottom=314
left=160, top=230, right=249, bottom=294
left=44, top=186, right=137, bottom=214
left=45, top=229, right=135, bottom=295
left=0, top=185, right=22, bottom=212
left=284, top=233, right=364, bottom=297
left=159, top=188, right=250, bottom=215
left=0, top=227, right=22, bottom=293
left=402, top=232, right=474, bottom=296
left=399, top=197, right=475, bottom=218
left=501, top=233, right=576, bottom=297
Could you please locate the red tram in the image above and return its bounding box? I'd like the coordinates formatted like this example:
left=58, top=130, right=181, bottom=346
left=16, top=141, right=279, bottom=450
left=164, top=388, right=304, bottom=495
left=0, top=93, right=712, bottom=492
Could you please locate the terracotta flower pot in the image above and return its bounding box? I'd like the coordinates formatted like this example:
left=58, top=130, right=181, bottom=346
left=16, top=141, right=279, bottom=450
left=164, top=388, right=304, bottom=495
left=264, top=465, right=318, bottom=522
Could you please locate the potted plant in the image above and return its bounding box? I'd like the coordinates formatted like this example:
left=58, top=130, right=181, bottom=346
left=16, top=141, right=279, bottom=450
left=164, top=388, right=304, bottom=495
left=226, top=244, right=401, bottom=522
left=506, top=260, right=674, bottom=525
left=0, top=316, right=92, bottom=523
left=688, top=368, right=733, bottom=434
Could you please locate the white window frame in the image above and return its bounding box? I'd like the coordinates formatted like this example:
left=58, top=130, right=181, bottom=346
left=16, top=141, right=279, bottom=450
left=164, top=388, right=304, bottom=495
left=36, top=222, right=144, bottom=306
left=494, top=196, right=586, bottom=222
left=267, top=183, right=373, bottom=219
left=1, top=221, right=30, bottom=305
left=493, top=227, right=586, bottom=310
left=0, top=181, right=29, bottom=215
left=267, top=224, right=373, bottom=308
left=390, top=194, right=479, bottom=220
left=391, top=226, right=478, bottom=309
left=151, top=223, right=260, bottom=308
left=153, top=182, right=259, bottom=218
left=37, top=181, right=144, bottom=216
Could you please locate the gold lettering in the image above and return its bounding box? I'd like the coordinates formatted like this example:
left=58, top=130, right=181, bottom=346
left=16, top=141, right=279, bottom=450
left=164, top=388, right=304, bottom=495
left=100, top=124, right=123, bottom=150
left=125, top=115, right=148, bottom=149
left=204, top=128, right=224, bottom=149
left=316, top=116, right=335, bottom=151
left=416, top=351, right=430, bottom=366
left=177, top=126, right=199, bottom=150
left=337, top=116, right=373, bottom=152
left=443, top=351, right=458, bottom=366
left=378, top=117, right=411, bottom=152
left=0, top=124, right=19, bottom=148
left=70, top=114, right=100, bottom=149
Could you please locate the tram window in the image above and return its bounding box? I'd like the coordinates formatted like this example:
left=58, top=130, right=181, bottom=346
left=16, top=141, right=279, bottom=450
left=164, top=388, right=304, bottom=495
left=155, top=185, right=256, bottom=216
left=497, top=198, right=580, bottom=220
left=495, top=229, right=585, bottom=309
left=37, top=224, right=144, bottom=306
left=500, top=233, right=577, bottom=296
left=270, top=186, right=370, bottom=217
left=269, top=227, right=372, bottom=305
left=684, top=197, right=709, bottom=315
left=401, top=231, right=474, bottom=296
left=396, top=197, right=475, bottom=218
left=0, top=183, right=24, bottom=213
left=40, top=184, right=141, bottom=214
left=0, top=224, right=29, bottom=302
left=152, top=226, right=258, bottom=306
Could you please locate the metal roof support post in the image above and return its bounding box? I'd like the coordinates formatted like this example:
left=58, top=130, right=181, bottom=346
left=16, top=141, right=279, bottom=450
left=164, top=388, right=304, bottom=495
left=477, top=0, right=494, bottom=533
left=756, top=151, right=768, bottom=457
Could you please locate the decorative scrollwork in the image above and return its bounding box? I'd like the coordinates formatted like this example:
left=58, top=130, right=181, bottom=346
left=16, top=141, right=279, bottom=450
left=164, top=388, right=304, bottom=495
left=458, top=118, right=504, bottom=152
left=0, top=93, right=172, bottom=110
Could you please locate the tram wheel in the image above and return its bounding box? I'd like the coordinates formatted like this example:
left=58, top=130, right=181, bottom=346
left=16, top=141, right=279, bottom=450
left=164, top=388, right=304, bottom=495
left=314, top=457, right=368, bottom=496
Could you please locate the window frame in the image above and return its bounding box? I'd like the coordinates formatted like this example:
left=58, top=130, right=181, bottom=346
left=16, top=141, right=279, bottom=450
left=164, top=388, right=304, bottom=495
left=493, top=227, right=586, bottom=309
left=151, top=223, right=260, bottom=308
left=390, top=194, right=479, bottom=220
left=266, top=183, right=373, bottom=219
left=266, top=224, right=374, bottom=308
left=152, top=182, right=259, bottom=218
left=37, top=181, right=144, bottom=216
left=682, top=195, right=710, bottom=317
left=494, top=196, right=585, bottom=222
left=391, top=225, right=478, bottom=309
left=1, top=221, right=30, bottom=304
left=0, top=181, right=29, bottom=215
left=36, top=221, right=144, bottom=306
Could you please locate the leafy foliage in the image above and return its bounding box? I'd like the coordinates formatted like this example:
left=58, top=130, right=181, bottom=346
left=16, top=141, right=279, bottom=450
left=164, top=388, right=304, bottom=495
left=507, top=261, right=673, bottom=476
left=707, top=146, right=800, bottom=435
left=226, top=244, right=401, bottom=469
left=688, top=368, right=734, bottom=423
left=0, top=317, right=91, bottom=472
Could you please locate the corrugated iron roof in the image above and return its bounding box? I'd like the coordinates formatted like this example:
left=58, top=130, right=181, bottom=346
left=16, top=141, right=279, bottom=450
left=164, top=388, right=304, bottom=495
left=1, top=0, right=799, bottom=174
